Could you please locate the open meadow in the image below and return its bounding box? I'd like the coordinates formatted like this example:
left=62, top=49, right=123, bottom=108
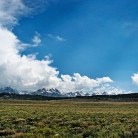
left=0, top=100, right=138, bottom=138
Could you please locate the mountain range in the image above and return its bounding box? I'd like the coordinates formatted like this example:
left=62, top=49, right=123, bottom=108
left=0, top=87, right=19, bottom=94
left=0, top=87, right=138, bottom=102
left=0, top=87, right=114, bottom=97
left=29, top=88, right=92, bottom=97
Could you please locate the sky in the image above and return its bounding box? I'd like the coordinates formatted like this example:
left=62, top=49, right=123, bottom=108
left=0, top=0, right=138, bottom=94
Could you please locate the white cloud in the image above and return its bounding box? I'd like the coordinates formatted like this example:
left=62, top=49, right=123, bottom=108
left=32, top=32, right=41, bottom=46
left=55, top=36, right=66, bottom=41
left=22, top=0, right=50, bottom=15
left=0, top=26, right=113, bottom=92
left=0, top=26, right=59, bottom=91
left=59, top=73, right=113, bottom=92
left=96, top=77, right=113, bottom=84
left=47, top=34, right=66, bottom=41
left=0, top=0, right=29, bottom=28
left=0, top=0, right=114, bottom=93
left=92, top=84, right=132, bottom=95
left=131, top=73, right=138, bottom=86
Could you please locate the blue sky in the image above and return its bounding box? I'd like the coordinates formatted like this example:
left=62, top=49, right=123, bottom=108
left=0, top=0, right=138, bottom=93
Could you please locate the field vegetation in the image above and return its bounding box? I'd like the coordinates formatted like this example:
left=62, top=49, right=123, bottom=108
left=0, top=100, right=138, bottom=137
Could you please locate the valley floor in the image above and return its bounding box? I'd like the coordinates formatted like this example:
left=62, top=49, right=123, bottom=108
left=0, top=100, right=138, bottom=137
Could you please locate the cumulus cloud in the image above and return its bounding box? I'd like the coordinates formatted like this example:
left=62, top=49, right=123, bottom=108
left=47, top=34, right=66, bottom=41
left=0, top=0, right=113, bottom=93
left=131, top=73, right=138, bottom=85
left=32, top=32, right=41, bottom=46
left=92, top=84, right=132, bottom=95
left=60, top=73, right=113, bottom=92
left=0, top=26, right=59, bottom=91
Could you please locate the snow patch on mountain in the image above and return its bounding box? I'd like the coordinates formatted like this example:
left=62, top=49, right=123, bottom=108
left=0, top=87, right=19, bottom=94
left=31, top=88, right=61, bottom=97
left=63, top=91, right=91, bottom=97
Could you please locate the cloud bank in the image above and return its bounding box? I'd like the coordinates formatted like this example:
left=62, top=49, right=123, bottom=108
left=92, top=84, right=132, bottom=95
left=0, top=0, right=115, bottom=93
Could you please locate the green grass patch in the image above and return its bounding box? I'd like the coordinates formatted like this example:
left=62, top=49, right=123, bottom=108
left=0, top=100, right=138, bottom=137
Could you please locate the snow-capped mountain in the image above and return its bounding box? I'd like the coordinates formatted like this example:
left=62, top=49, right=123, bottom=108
left=31, top=88, right=62, bottom=97
left=0, top=87, right=116, bottom=97
left=32, top=88, right=92, bottom=97
left=92, top=91, right=117, bottom=96
left=0, top=87, right=91, bottom=97
left=0, top=87, right=19, bottom=94
left=92, top=92, right=102, bottom=96
left=63, top=91, right=91, bottom=97
left=30, top=88, right=92, bottom=97
left=19, top=90, right=31, bottom=95
left=102, top=91, right=111, bottom=95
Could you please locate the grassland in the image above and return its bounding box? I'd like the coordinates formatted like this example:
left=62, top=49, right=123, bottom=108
left=0, top=100, right=138, bottom=138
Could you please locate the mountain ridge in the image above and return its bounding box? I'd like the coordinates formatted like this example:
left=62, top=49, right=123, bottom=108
left=0, top=87, right=91, bottom=97
left=0, top=86, right=131, bottom=97
left=0, top=87, right=19, bottom=94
